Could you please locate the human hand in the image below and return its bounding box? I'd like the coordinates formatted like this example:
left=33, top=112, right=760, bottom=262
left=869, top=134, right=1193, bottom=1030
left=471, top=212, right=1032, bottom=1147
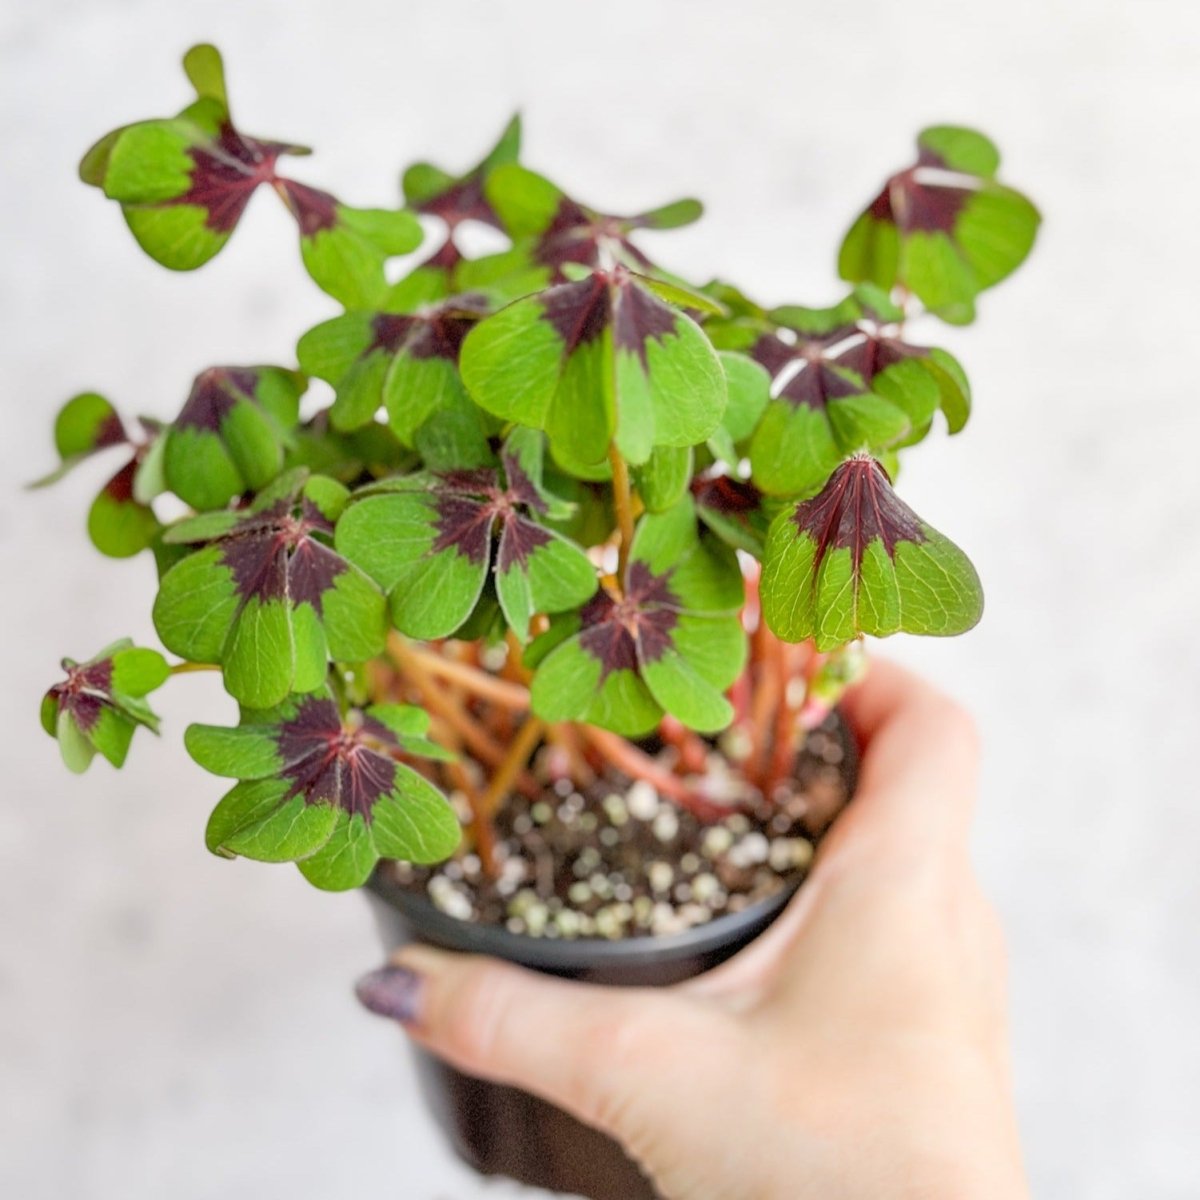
left=356, top=659, right=1028, bottom=1200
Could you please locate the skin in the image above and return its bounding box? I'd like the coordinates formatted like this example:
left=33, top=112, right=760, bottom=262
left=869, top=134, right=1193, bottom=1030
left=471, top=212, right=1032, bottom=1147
left=361, top=659, right=1029, bottom=1199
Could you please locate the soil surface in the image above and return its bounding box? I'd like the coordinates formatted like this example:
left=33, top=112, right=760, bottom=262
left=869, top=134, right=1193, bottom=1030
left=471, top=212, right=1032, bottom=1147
left=379, top=714, right=855, bottom=940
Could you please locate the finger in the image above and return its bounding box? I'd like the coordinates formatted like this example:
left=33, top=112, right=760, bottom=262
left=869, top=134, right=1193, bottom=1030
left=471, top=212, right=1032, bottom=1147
left=827, top=656, right=981, bottom=861
left=356, top=944, right=714, bottom=1139
left=686, top=657, right=980, bottom=1001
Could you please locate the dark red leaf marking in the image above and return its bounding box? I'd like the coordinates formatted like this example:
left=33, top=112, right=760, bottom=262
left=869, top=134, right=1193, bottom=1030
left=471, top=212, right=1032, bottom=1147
left=791, top=455, right=926, bottom=573
left=48, top=656, right=116, bottom=735
left=692, top=473, right=761, bottom=516
left=275, top=696, right=400, bottom=820
left=275, top=178, right=339, bottom=236
left=103, top=459, right=139, bottom=502
left=174, top=367, right=260, bottom=432
left=612, top=273, right=677, bottom=369
left=578, top=561, right=679, bottom=682
left=864, top=168, right=969, bottom=235
left=431, top=493, right=496, bottom=566
left=216, top=494, right=345, bottom=612
left=754, top=328, right=926, bottom=412
left=427, top=459, right=556, bottom=572
left=533, top=199, right=652, bottom=279
left=496, top=514, right=551, bottom=573
left=94, top=411, right=129, bottom=450
left=176, top=126, right=285, bottom=233
left=497, top=451, right=546, bottom=513
left=415, top=174, right=497, bottom=229
left=540, top=273, right=611, bottom=351
left=368, top=295, right=489, bottom=363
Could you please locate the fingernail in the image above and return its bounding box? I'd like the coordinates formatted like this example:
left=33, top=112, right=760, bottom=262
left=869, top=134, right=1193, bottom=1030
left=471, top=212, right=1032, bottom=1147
left=355, top=964, right=424, bottom=1026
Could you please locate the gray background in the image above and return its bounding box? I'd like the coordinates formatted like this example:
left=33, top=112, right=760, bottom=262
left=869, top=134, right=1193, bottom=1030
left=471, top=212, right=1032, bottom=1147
left=2, top=0, right=1198, bottom=1196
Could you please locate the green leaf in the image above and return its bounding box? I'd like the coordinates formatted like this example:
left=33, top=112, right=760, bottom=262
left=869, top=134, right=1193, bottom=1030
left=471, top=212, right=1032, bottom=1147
left=31, top=392, right=129, bottom=489
left=43, top=640, right=168, bottom=773
left=153, top=472, right=387, bottom=707
left=530, top=497, right=744, bottom=734
left=838, top=126, right=1040, bottom=323
left=81, top=46, right=310, bottom=270
left=196, top=694, right=460, bottom=888
left=88, top=461, right=160, bottom=558
left=460, top=267, right=725, bottom=470
left=634, top=445, right=692, bottom=513
left=761, top=456, right=983, bottom=649
left=282, top=187, right=424, bottom=308
left=164, top=366, right=305, bottom=510
left=296, top=295, right=490, bottom=442
left=337, top=435, right=597, bottom=641
left=918, top=126, right=1000, bottom=177
left=403, top=113, right=521, bottom=222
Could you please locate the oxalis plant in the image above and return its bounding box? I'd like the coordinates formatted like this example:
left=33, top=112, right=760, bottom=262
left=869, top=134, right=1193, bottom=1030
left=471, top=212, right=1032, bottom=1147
left=37, top=45, right=1039, bottom=895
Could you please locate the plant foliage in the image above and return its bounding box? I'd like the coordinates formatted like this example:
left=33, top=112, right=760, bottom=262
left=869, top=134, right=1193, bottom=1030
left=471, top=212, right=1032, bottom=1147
left=36, top=44, right=1039, bottom=887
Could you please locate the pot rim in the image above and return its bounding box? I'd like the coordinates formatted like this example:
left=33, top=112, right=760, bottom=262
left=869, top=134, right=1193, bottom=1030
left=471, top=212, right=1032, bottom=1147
left=366, top=708, right=857, bottom=972
left=365, top=870, right=801, bottom=970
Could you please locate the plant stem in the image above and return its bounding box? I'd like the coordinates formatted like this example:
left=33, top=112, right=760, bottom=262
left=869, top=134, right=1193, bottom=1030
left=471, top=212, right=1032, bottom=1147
left=580, top=725, right=738, bottom=822
left=764, top=641, right=802, bottom=798
left=394, top=639, right=529, bottom=711
left=608, top=442, right=635, bottom=582
left=446, top=755, right=500, bottom=878
left=168, top=661, right=220, bottom=675
left=479, top=715, right=545, bottom=820
left=387, top=638, right=533, bottom=788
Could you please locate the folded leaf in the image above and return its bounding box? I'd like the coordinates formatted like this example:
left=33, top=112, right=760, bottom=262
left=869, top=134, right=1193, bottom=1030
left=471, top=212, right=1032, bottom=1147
left=838, top=126, right=1040, bottom=324
left=42, top=639, right=169, bottom=773
left=164, top=366, right=305, bottom=510
left=296, top=294, right=490, bottom=446
left=761, top=455, right=983, bottom=649
left=275, top=179, right=423, bottom=308
left=484, top=164, right=702, bottom=283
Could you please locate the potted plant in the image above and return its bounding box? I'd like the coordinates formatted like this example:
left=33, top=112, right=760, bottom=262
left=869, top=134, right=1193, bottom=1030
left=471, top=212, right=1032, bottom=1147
left=36, top=44, right=1039, bottom=1200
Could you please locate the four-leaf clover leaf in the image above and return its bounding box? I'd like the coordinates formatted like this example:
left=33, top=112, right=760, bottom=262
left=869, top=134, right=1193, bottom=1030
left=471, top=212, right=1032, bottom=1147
left=42, top=640, right=169, bottom=773
left=153, top=470, right=387, bottom=707
left=761, top=454, right=983, bottom=649
left=530, top=497, right=745, bottom=736
left=187, top=693, right=460, bottom=891
left=336, top=430, right=597, bottom=640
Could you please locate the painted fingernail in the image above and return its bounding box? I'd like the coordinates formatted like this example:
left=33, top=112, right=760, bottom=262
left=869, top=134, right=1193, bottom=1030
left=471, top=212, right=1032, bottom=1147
left=355, top=964, right=424, bottom=1026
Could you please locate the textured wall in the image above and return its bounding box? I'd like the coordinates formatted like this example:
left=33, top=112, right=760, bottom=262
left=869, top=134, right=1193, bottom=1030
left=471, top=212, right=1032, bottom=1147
left=2, top=1, right=1198, bottom=1196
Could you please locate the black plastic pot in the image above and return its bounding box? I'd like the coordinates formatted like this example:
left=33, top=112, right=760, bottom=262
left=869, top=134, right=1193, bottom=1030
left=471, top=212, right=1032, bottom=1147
left=364, top=711, right=857, bottom=1199
left=365, top=875, right=798, bottom=1199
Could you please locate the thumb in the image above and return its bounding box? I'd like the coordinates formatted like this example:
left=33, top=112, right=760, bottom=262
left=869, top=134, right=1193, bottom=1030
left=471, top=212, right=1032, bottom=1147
left=355, top=944, right=709, bottom=1139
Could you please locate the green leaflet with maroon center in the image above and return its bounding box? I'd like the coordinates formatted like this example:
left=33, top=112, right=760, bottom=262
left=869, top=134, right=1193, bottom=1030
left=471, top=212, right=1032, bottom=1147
left=335, top=430, right=597, bottom=640
left=80, top=44, right=421, bottom=306
left=296, top=294, right=493, bottom=458
left=395, top=114, right=522, bottom=302
left=31, top=392, right=163, bottom=558
left=481, top=163, right=702, bottom=282
left=41, top=639, right=169, bottom=774
left=760, top=455, right=983, bottom=650
left=837, top=125, right=1040, bottom=324
left=706, top=287, right=971, bottom=495
left=459, top=266, right=726, bottom=471
left=153, top=470, right=387, bottom=708
left=163, top=365, right=305, bottom=510
left=529, top=496, right=746, bottom=736
left=186, top=693, right=460, bottom=890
